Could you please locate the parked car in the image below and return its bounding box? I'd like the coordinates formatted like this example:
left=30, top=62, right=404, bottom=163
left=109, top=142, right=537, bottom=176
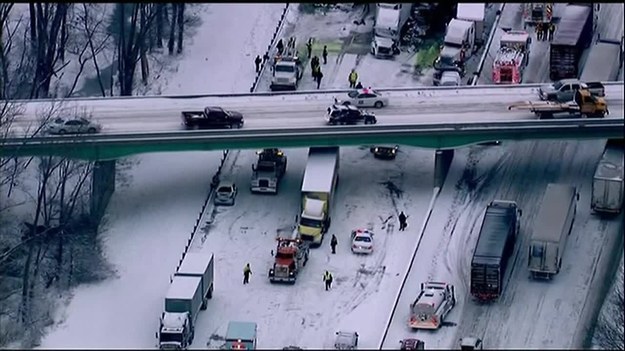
left=350, top=228, right=374, bottom=254
left=334, top=331, right=359, bottom=350
left=370, top=145, right=398, bottom=159
left=325, top=104, right=377, bottom=125
left=538, top=79, right=605, bottom=102
left=339, top=88, right=389, bottom=108
left=214, top=181, right=237, bottom=206
left=45, top=117, right=101, bottom=135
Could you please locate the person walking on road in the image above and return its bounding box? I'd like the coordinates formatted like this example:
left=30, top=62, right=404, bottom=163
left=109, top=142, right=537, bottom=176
left=277, top=39, right=284, bottom=55
left=306, top=38, right=313, bottom=58
left=243, top=263, right=252, bottom=284
left=254, top=55, right=262, bottom=73
left=398, top=211, right=408, bottom=231
left=348, top=69, right=358, bottom=88
left=542, top=22, right=549, bottom=41
left=330, top=234, right=338, bottom=254
left=323, top=271, right=333, bottom=290
left=316, top=70, right=323, bottom=89
left=535, top=23, right=543, bottom=41
left=322, top=45, right=328, bottom=64
left=548, top=22, right=556, bottom=41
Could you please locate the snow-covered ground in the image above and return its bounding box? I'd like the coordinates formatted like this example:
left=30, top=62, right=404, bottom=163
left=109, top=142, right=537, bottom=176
left=38, top=4, right=285, bottom=348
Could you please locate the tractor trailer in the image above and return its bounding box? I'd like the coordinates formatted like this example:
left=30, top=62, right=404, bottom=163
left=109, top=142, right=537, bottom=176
left=297, top=147, right=339, bottom=246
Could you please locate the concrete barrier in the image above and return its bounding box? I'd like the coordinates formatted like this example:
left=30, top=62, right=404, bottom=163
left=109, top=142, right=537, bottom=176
left=250, top=4, right=291, bottom=92
left=378, top=187, right=441, bottom=348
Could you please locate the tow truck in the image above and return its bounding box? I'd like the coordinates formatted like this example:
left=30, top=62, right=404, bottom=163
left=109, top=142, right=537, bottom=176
left=268, top=237, right=309, bottom=284
left=508, top=89, right=609, bottom=119
left=409, top=281, right=456, bottom=329
left=270, top=37, right=303, bottom=91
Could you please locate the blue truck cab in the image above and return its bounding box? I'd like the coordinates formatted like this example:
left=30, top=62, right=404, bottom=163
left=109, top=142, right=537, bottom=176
left=224, top=321, right=257, bottom=350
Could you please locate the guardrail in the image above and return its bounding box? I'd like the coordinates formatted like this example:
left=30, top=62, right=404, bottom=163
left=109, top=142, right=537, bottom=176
left=250, top=4, right=290, bottom=93
left=172, top=4, right=290, bottom=274
left=6, top=81, right=624, bottom=103
left=471, top=3, right=506, bottom=86
left=378, top=187, right=441, bottom=348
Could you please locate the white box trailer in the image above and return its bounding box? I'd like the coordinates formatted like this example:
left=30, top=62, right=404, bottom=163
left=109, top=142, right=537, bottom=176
left=175, top=252, right=215, bottom=308
left=579, top=39, right=623, bottom=83
left=528, top=183, right=579, bottom=279
left=456, top=3, right=486, bottom=46
left=592, top=146, right=624, bottom=214
left=374, top=3, right=412, bottom=42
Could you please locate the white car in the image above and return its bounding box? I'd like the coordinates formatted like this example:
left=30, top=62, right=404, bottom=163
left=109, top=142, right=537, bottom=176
left=214, top=180, right=237, bottom=206
left=339, top=88, right=389, bottom=108
left=350, top=228, right=374, bottom=254
left=45, top=117, right=101, bottom=135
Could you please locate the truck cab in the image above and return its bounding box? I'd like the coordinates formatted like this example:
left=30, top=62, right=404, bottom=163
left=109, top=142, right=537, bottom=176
left=251, top=149, right=287, bottom=194
left=299, top=197, right=329, bottom=244
left=437, top=18, right=476, bottom=66
left=224, top=321, right=258, bottom=350
left=268, top=238, right=309, bottom=283
left=409, top=281, right=456, bottom=329
left=270, top=57, right=303, bottom=91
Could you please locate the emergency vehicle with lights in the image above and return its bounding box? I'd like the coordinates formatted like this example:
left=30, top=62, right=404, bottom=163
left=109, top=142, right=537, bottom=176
left=409, top=281, right=456, bottom=329
left=350, top=228, right=374, bottom=254
left=522, top=3, right=553, bottom=27
left=492, top=30, right=531, bottom=84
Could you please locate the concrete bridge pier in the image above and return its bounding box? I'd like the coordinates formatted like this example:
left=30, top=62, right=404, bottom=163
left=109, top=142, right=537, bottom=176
left=90, top=160, right=116, bottom=226
left=434, top=149, right=454, bottom=189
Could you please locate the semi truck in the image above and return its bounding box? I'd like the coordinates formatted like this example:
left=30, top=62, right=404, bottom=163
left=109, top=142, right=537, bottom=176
left=250, top=148, right=287, bottom=194
left=268, top=237, right=309, bottom=284
left=528, top=184, right=578, bottom=280
left=408, top=281, right=456, bottom=329
left=157, top=253, right=215, bottom=350
left=470, top=200, right=521, bottom=302
left=592, top=144, right=625, bottom=214
left=456, top=3, right=485, bottom=46
left=270, top=38, right=303, bottom=91
left=549, top=4, right=595, bottom=80
left=436, top=18, right=476, bottom=69
left=374, top=3, right=412, bottom=43
left=579, top=39, right=623, bottom=83
left=297, top=147, right=340, bottom=246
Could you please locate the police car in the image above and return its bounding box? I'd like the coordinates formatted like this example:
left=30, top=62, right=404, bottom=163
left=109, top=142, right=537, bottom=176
left=325, top=104, right=377, bottom=125
left=339, top=88, right=389, bottom=108
left=350, top=228, right=374, bottom=254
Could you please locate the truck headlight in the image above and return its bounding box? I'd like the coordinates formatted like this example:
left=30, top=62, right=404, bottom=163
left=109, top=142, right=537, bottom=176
left=289, top=271, right=294, bottom=276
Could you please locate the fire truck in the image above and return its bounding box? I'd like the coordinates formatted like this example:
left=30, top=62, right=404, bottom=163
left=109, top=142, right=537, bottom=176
left=522, top=3, right=553, bottom=27
left=492, top=31, right=531, bottom=84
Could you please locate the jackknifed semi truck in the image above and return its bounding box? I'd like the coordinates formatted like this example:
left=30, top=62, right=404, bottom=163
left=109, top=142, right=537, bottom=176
left=592, top=144, right=624, bottom=214
left=297, top=147, right=339, bottom=246
left=157, top=252, right=215, bottom=350
left=470, top=200, right=521, bottom=302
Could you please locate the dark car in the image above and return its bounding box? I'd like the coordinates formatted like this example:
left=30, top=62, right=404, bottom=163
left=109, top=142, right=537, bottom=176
left=181, top=106, right=244, bottom=129
left=370, top=145, right=398, bottom=159
left=325, top=104, right=377, bottom=125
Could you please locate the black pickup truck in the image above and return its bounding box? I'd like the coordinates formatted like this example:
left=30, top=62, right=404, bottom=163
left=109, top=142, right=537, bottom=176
left=181, top=106, right=244, bottom=129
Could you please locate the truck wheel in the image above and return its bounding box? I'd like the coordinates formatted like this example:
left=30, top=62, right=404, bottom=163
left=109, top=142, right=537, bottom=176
left=208, top=285, right=213, bottom=299
left=237, top=123, right=243, bottom=128
left=201, top=298, right=208, bottom=310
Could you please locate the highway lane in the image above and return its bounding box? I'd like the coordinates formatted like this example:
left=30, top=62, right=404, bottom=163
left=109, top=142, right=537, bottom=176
left=7, top=84, right=624, bottom=135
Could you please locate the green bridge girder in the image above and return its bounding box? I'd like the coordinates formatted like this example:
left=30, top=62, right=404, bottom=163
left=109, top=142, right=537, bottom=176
left=1, top=119, right=623, bottom=161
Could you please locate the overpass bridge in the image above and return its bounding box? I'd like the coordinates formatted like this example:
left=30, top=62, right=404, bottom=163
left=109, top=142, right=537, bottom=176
left=3, top=82, right=624, bottom=159
left=2, top=82, right=623, bottom=224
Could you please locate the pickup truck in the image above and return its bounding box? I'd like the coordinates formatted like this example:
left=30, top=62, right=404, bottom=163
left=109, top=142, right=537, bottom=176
left=538, top=79, right=605, bottom=102
left=181, top=106, right=244, bottom=129
left=510, top=88, right=608, bottom=119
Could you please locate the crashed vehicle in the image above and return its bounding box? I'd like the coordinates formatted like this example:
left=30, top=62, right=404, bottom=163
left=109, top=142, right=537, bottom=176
left=370, top=145, right=399, bottom=159
left=334, top=331, right=359, bottom=350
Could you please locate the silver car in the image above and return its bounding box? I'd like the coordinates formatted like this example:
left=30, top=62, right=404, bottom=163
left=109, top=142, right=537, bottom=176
left=45, top=117, right=101, bottom=135
left=214, top=181, right=237, bottom=206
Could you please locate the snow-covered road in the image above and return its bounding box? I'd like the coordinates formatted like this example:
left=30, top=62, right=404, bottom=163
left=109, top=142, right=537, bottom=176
left=38, top=4, right=286, bottom=348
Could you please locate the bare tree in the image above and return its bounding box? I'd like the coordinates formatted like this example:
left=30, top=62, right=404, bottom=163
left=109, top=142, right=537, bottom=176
left=176, top=3, right=184, bottom=54
left=116, top=3, right=156, bottom=96
left=0, top=4, right=15, bottom=99
left=155, top=3, right=164, bottom=49
left=29, top=3, right=70, bottom=99
left=167, top=3, right=177, bottom=55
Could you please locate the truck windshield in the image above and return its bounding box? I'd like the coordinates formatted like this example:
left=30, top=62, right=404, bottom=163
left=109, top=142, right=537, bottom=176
left=276, top=252, right=294, bottom=259
left=160, top=332, right=183, bottom=343
left=300, top=217, right=321, bottom=228
left=275, top=65, right=295, bottom=73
